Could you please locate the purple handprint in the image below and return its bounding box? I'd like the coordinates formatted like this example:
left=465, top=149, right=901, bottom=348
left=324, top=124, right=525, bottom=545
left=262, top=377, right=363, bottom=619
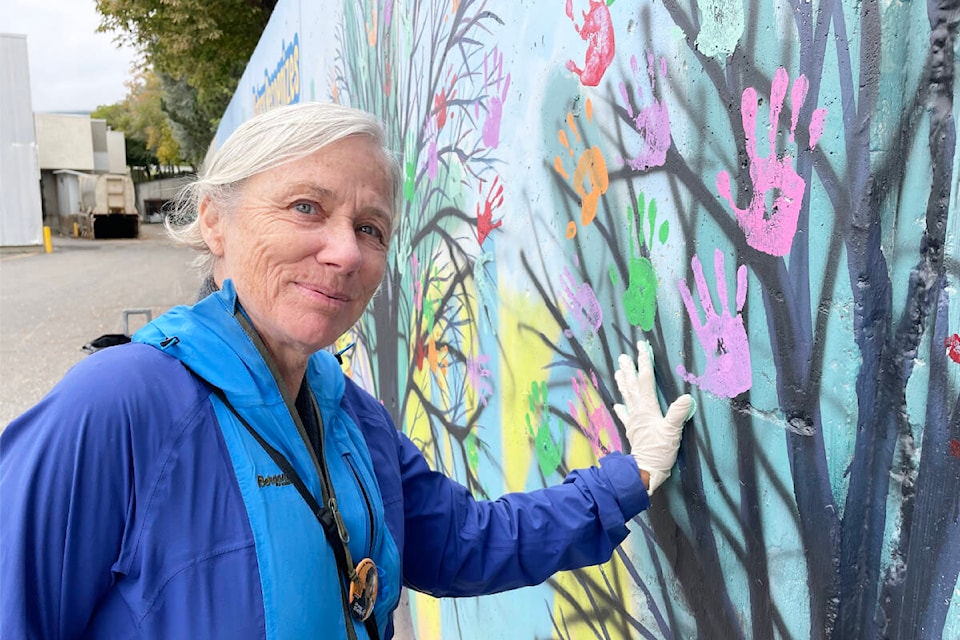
left=560, top=266, right=603, bottom=335
left=716, top=67, right=828, bottom=257
left=466, top=353, right=493, bottom=408
left=676, top=249, right=752, bottom=398
left=477, top=47, right=511, bottom=149
left=617, top=52, right=670, bottom=171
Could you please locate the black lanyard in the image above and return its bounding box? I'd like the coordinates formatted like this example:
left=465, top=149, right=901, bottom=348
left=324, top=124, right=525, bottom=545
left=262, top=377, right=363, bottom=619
left=208, top=385, right=380, bottom=640
left=211, top=305, right=380, bottom=640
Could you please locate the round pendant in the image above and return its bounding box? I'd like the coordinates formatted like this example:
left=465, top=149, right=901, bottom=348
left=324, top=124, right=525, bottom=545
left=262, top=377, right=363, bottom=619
left=349, top=557, right=379, bottom=622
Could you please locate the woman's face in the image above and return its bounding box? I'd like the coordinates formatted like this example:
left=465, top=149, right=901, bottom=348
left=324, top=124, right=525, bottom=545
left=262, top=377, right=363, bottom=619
left=200, top=135, right=393, bottom=367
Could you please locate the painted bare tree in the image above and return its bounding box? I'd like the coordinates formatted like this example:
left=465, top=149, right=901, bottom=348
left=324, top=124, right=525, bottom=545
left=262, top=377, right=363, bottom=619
left=330, top=0, right=958, bottom=638
left=334, top=0, right=508, bottom=493
left=515, top=1, right=959, bottom=638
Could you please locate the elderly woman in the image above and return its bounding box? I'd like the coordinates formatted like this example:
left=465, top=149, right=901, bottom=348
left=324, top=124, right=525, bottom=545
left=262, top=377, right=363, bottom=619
left=0, top=102, right=694, bottom=639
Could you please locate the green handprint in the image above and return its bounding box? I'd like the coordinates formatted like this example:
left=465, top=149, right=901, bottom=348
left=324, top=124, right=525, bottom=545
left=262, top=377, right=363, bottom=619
left=525, top=380, right=562, bottom=477
left=465, top=431, right=480, bottom=475
left=403, top=159, right=417, bottom=202
left=610, top=193, right=669, bottom=331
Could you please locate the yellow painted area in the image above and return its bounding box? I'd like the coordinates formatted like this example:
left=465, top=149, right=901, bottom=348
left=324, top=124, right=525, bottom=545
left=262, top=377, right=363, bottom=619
left=565, top=406, right=600, bottom=470
left=552, top=559, right=636, bottom=639
left=554, top=373, right=636, bottom=637
left=497, top=290, right=561, bottom=493
left=411, top=590, right=442, bottom=640
left=406, top=355, right=436, bottom=468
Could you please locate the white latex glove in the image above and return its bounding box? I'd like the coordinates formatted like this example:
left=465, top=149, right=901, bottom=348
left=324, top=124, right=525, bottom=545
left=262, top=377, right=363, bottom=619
left=613, top=341, right=696, bottom=495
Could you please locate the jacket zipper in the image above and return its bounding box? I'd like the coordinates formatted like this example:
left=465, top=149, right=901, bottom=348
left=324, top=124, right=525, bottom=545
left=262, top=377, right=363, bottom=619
left=345, top=454, right=375, bottom=558
left=231, top=308, right=361, bottom=639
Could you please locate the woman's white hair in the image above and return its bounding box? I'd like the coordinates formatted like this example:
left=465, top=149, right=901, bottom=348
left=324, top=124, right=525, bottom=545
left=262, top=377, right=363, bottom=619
left=165, top=101, right=401, bottom=281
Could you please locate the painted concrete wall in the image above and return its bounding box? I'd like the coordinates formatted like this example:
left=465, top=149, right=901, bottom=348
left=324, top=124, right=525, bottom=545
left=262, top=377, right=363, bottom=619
left=216, top=1, right=960, bottom=638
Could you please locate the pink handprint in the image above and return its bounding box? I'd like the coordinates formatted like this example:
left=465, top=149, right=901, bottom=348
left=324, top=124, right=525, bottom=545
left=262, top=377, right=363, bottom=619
left=475, top=176, right=504, bottom=245
left=676, top=249, right=752, bottom=398
left=617, top=52, right=671, bottom=171
left=716, top=67, right=828, bottom=257
left=564, top=0, right=615, bottom=87
left=568, top=370, right=622, bottom=458
left=477, top=47, right=511, bottom=149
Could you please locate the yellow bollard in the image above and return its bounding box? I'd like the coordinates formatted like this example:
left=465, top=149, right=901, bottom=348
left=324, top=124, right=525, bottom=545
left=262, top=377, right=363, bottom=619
left=43, top=226, right=53, bottom=254
left=73, top=222, right=79, bottom=238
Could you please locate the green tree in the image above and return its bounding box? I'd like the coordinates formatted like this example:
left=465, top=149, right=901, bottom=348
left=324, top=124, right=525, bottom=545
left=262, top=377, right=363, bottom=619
left=157, top=74, right=221, bottom=167
left=96, top=0, right=275, bottom=152
left=93, top=69, right=186, bottom=174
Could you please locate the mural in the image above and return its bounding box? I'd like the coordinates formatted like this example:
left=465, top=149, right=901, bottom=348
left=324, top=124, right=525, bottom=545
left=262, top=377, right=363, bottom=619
left=215, top=0, right=959, bottom=638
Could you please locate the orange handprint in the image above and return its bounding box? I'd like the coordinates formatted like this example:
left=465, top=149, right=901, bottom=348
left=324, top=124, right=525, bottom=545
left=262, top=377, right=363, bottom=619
left=553, top=98, right=609, bottom=239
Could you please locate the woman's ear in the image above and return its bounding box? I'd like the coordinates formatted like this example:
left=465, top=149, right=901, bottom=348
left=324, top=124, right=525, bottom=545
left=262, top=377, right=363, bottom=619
left=198, top=196, right=225, bottom=257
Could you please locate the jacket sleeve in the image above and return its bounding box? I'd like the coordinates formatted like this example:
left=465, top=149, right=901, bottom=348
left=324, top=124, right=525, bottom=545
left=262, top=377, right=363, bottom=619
left=397, top=431, right=650, bottom=597
left=0, top=345, right=185, bottom=639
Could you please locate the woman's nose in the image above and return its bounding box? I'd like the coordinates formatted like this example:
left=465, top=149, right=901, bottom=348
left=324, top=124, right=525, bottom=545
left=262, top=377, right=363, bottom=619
left=317, top=218, right=363, bottom=271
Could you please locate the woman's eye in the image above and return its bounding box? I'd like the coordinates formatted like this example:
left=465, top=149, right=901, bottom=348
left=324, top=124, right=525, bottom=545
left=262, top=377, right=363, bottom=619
left=358, top=224, right=385, bottom=240
left=294, top=202, right=316, bottom=215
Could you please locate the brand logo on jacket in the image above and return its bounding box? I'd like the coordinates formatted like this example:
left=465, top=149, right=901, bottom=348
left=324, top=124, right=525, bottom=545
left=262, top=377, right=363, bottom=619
left=257, top=473, right=292, bottom=488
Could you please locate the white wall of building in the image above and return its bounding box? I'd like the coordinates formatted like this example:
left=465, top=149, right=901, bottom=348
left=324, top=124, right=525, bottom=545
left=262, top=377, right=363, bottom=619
left=106, top=130, right=127, bottom=174
left=35, top=113, right=94, bottom=171
left=91, top=119, right=110, bottom=172
left=0, top=33, right=43, bottom=247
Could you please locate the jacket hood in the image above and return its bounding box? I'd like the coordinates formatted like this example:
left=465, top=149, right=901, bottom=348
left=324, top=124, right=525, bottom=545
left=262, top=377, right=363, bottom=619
left=133, top=279, right=345, bottom=409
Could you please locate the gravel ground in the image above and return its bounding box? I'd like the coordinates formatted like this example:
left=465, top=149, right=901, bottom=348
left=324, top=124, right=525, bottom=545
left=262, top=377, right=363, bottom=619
left=0, top=223, right=201, bottom=428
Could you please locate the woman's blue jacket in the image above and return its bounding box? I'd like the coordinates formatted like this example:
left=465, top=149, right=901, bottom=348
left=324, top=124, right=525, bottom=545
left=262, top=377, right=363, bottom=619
left=0, top=281, right=649, bottom=639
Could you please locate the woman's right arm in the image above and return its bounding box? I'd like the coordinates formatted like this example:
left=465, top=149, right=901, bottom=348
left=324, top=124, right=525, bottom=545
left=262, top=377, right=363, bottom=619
left=0, top=349, right=155, bottom=638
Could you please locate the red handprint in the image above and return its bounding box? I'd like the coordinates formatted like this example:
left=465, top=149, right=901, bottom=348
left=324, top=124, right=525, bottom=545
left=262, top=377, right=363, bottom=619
left=716, top=67, right=828, bottom=257
left=433, top=65, right=457, bottom=131
left=676, top=249, right=752, bottom=398
left=565, top=0, right=615, bottom=87
left=946, top=334, right=960, bottom=364
left=475, top=176, right=504, bottom=246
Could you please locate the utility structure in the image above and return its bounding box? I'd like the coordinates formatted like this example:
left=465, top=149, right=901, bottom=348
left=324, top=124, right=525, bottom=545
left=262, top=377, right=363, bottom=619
left=35, top=113, right=139, bottom=239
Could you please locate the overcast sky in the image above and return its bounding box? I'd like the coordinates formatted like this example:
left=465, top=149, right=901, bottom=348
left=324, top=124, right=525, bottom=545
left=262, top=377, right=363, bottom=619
left=4, top=0, right=138, bottom=113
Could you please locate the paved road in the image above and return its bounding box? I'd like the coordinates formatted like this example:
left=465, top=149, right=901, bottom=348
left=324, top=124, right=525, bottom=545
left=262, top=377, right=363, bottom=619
left=1, top=223, right=200, bottom=427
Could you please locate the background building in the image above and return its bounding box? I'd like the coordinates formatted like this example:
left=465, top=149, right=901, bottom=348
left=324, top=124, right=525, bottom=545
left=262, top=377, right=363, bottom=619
left=1, top=32, right=139, bottom=245
left=0, top=33, right=43, bottom=248
left=35, top=112, right=138, bottom=238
